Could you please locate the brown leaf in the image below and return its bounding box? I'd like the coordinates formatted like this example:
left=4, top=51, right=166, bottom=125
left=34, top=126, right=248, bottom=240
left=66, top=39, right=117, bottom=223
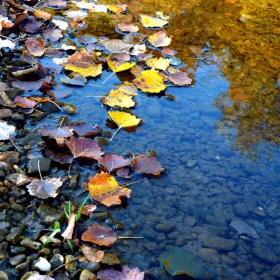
left=45, top=48, right=63, bottom=57
left=39, top=125, right=73, bottom=138
left=169, top=72, right=192, bottom=86
left=25, top=37, right=45, bottom=57
left=65, top=136, right=104, bottom=160
left=68, top=123, right=101, bottom=137
left=14, top=96, right=37, bottom=109
left=45, top=149, right=74, bottom=164
left=81, top=225, right=117, bottom=246
left=116, top=167, right=131, bottom=178
left=162, top=47, right=177, bottom=56
left=132, top=154, right=164, bottom=175
left=23, top=16, right=45, bottom=33
left=61, top=213, right=76, bottom=239
left=12, top=76, right=52, bottom=91
left=98, top=154, right=130, bottom=172
left=0, top=91, right=16, bottom=108
left=81, top=245, right=104, bottom=262
left=82, top=205, right=97, bottom=216
left=43, top=29, right=63, bottom=42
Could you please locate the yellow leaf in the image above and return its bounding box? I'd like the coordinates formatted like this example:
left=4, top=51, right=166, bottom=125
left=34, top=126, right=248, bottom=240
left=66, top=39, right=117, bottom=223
left=65, top=51, right=102, bottom=77
left=108, top=111, right=141, bottom=127
left=133, top=69, right=166, bottom=93
left=116, top=82, right=138, bottom=96
left=89, top=172, right=131, bottom=206
left=107, top=4, right=123, bottom=14
left=139, top=15, right=168, bottom=28
left=148, top=30, right=171, bottom=47
left=107, top=60, right=136, bottom=73
left=34, top=10, right=52, bottom=20
left=146, top=57, right=170, bottom=70
left=101, top=89, right=135, bottom=108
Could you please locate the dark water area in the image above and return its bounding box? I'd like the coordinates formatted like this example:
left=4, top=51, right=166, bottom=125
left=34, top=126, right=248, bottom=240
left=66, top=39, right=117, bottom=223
left=21, top=0, right=280, bottom=279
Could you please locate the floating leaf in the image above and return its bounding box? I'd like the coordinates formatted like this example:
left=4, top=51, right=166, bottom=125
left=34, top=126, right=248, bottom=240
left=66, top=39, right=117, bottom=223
left=44, top=0, right=67, bottom=7
left=39, top=125, right=73, bottom=138
left=133, top=69, right=166, bottom=93
left=88, top=172, right=131, bottom=206
left=0, top=121, right=16, bottom=140
left=81, top=225, right=117, bottom=246
left=68, top=123, right=101, bottom=137
left=12, top=76, right=52, bottom=91
left=65, top=136, right=104, bottom=160
left=139, top=14, right=168, bottom=28
left=78, top=35, right=98, bottom=44
left=108, top=60, right=136, bottom=73
left=132, top=154, right=164, bottom=175
left=98, top=266, right=144, bottom=280
left=45, top=149, right=74, bottom=164
left=117, top=23, right=139, bottom=33
left=14, top=96, right=37, bottom=109
left=230, top=220, right=260, bottom=239
left=59, top=72, right=87, bottom=86
left=101, top=89, right=135, bottom=108
left=103, top=40, right=133, bottom=54
left=34, top=10, right=52, bottom=20
left=98, top=154, right=131, bottom=172
left=26, top=178, right=63, bottom=199
left=148, top=30, right=171, bottom=47
left=146, top=57, right=170, bottom=70
left=81, top=245, right=104, bottom=262
left=169, top=72, right=192, bottom=86
left=42, top=29, right=63, bottom=42
left=52, top=19, right=68, bottom=30
left=64, top=51, right=102, bottom=77
left=124, top=33, right=146, bottom=45
left=116, top=82, right=138, bottom=96
left=162, top=47, right=177, bottom=56
left=108, top=111, right=141, bottom=128
left=25, top=37, right=45, bottom=57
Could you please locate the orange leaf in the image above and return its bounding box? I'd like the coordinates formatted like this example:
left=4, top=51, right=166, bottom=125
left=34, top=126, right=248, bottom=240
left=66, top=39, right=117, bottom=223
left=34, top=10, right=52, bottom=20
left=14, top=96, right=37, bottom=109
left=81, top=245, right=104, bottom=262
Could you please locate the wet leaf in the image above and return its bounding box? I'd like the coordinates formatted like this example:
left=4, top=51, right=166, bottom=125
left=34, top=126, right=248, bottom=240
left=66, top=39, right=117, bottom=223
left=131, top=44, right=147, bottom=56
left=0, top=121, right=16, bottom=140
left=117, top=23, right=139, bottom=33
left=14, top=96, right=37, bottom=109
left=61, top=213, right=76, bottom=239
left=108, top=60, right=135, bottom=73
left=148, top=30, right=171, bottom=47
left=155, top=11, right=170, bottom=21
left=103, top=40, right=133, bottom=54
left=132, top=154, right=164, bottom=175
left=230, top=220, right=260, bottom=239
left=52, top=19, right=68, bottom=30
left=65, top=51, right=102, bottom=78
left=45, top=149, right=74, bottom=164
left=25, top=37, right=45, bottom=57
left=97, top=266, right=144, bottom=280
left=0, top=91, right=16, bottom=108
left=68, top=123, right=101, bottom=137
left=59, top=72, right=87, bottom=86
left=112, top=53, right=131, bottom=62
left=7, top=173, right=32, bottom=186
left=139, top=14, right=168, bottom=28
left=0, top=83, right=9, bottom=92
left=27, top=272, right=55, bottom=280
left=81, top=245, right=104, bottom=262
left=34, top=10, right=52, bottom=20
left=146, top=57, right=170, bottom=70
left=98, top=154, right=130, bottom=172
left=116, top=82, right=138, bottom=96
left=162, top=47, right=177, bottom=56
left=107, top=4, right=127, bottom=14
left=116, top=167, right=131, bottom=179
left=82, top=205, right=97, bottom=215
left=81, top=225, right=117, bottom=246
left=101, top=89, right=136, bottom=108
left=23, top=16, right=45, bottom=33
left=65, top=136, right=104, bottom=160
left=88, top=172, right=131, bottom=206
left=42, top=29, right=63, bottom=42
left=12, top=76, right=52, bottom=91
left=169, top=72, right=192, bottom=86
left=44, top=0, right=67, bottom=7
left=108, top=111, right=141, bottom=128
left=39, top=125, right=73, bottom=138
left=133, top=69, right=166, bottom=93
left=26, top=178, right=63, bottom=199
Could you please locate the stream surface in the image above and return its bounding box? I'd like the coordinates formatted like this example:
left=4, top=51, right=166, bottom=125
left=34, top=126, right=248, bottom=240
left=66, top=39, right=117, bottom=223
left=28, top=0, right=280, bottom=279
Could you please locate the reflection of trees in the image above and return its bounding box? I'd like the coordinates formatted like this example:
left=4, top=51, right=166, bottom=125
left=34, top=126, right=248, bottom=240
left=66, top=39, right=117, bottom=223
left=120, top=0, right=280, bottom=155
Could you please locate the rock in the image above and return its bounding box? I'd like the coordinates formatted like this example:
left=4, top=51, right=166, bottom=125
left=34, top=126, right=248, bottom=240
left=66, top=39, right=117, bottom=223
left=44, top=212, right=65, bottom=226
left=10, top=202, right=24, bottom=211
left=9, top=254, right=26, bottom=266
left=20, top=238, right=41, bottom=250
left=15, top=261, right=30, bottom=271
left=79, top=261, right=100, bottom=272
left=199, top=248, right=220, bottom=264
left=79, top=269, right=96, bottom=280
left=253, top=246, right=278, bottom=264
left=234, top=203, right=248, bottom=217
left=10, top=246, right=26, bottom=254
left=6, top=232, right=21, bottom=244
left=28, top=158, right=51, bottom=173
left=34, top=257, right=51, bottom=272
left=50, top=254, right=64, bottom=269
left=41, top=101, right=60, bottom=114
left=19, top=132, right=43, bottom=147
left=203, top=236, right=237, bottom=252
left=0, top=271, right=8, bottom=280
left=65, top=255, right=77, bottom=272
left=155, top=222, right=175, bottom=233
left=11, top=113, right=25, bottom=121
left=270, top=263, right=280, bottom=277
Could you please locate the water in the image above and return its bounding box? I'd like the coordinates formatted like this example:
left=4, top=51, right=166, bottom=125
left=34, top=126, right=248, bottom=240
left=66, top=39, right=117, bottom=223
left=34, top=0, right=280, bottom=278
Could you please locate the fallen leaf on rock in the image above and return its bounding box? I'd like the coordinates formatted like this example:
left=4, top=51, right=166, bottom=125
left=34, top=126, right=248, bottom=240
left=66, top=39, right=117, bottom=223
left=230, top=220, right=260, bottom=239
left=68, top=123, right=101, bottom=137
left=97, top=266, right=144, bottom=280
left=81, top=245, right=104, bottom=262
left=81, top=225, right=117, bottom=246
left=103, top=40, right=133, bottom=54
left=82, top=205, right=97, bottom=215
left=65, top=136, right=104, bottom=160
left=45, top=149, right=74, bottom=164
left=101, top=89, right=135, bottom=108
left=108, top=111, right=141, bottom=128
left=26, top=178, right=63, bottom=199
left=132, top=154, right=164, bottom=175
left=133, top=69, right=166, bottom=93
left=34, top=10, right=52, bottom=20
left=14, top=96, right=37, bottom=109
left=0, top=121, right=16, bottom=140
left=88, top=172, right=131, bottom=206
left=139, top=14, right=168, bottom=28
left=42, top=29, right=63, bottom=42
left=117, top=23, right=139, bottom=33
left=39, top=125, right=73, bottom=138
left=148, top=30, right=171, bottom=47
left=98, top=154, right=131, bottom=172
left=65, top=51, right=102, bottom=77
left=169, top=72, right=192, bottom=85
left=146, top=57, right=170, bottom=70
left=61, top=213, right=76, bottom=239
left=26, top=272, right=55, bottom=280
left=25, top=37, right=45, bottom=57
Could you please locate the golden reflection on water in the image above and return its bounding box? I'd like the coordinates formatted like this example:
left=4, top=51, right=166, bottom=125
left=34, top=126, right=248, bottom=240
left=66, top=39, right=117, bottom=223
left=95, top=0, right=280, bottom=155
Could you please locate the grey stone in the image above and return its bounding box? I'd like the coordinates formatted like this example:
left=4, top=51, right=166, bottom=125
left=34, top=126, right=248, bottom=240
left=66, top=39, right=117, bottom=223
left=203, top=236, right=237, bottom=252
left=19, top=132, right=43, bottom=147
left=155, top=222, right=175, bottom=233
left=270, top=263, right=280, bottom=277
left=50, top=254, right=64, bottom=269
left=11, top=113, right=25, bottom=121
left=10, top=246, right=26, bottom=254
left=79, top=261, right=100, bottom=272
left=42, top=101, right=60, bottom=114
left=199, top=248, right=220, bottom=264
left=6, top=233, right=21, bottom=244
left=0, top=271, right=8, bottom=280
left=253, top=246, right=278, bottom=264
left=28, top=158, right=51, bottom=173
left=9, top=254, right=26, bottom=266
left=20, top=237, right=41, bottom=250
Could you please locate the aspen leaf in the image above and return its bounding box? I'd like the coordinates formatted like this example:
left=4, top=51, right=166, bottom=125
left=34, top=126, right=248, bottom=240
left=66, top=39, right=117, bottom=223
left=39, top=125, right=73, bottom=138
left=139, top=14, right=168, bottom=28
left=148, top=30, right=171, bottom=47
left=42, top=29, right=63, bottom=42
left=146, top=57, right=170, bottom=70
left=25, top=37, right=45, bottom=57
left=14, top=96, right=37, bottom=109
left=132, top=154, right=164, bottom=175
left=98, top=153, right=131, bottom=172
left=117, top=23, right=139, bottom=33
left=103, top=40, right=133, bottom=54
left=108, top=60, right=136, bottom=73
left=88, top=172, right=131, bottom=206
left=169, top=72, right=192, bottom=85
left=133, top=69, right=166, bottom=93
left=108, top=111, right=141, bottom=128
left=98, top=266, right=144, bottom=280
left=101, top=89, right=135, bottom=108
left=81, top=245, right=104, bottom=262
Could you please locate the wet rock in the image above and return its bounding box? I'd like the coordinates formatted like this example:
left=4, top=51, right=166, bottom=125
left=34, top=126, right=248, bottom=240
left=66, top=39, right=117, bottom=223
left=270, top=263, right=280, bottom=277
left=11, top=202, right=24, bottom=211
left=79, top=269, right=96, bottom=280
left=68, top=175, right=79, bottom=189
left=6, top=232, right=21, bottom=244
left=34, top=257, right=51, bottom=272
left=0, top=230, right=5, bottom=243
left=15, top=261, right=30, bottom=271
left=79, top=261, right=100, bottom=272
left=19, top=132, right=43, bottom=147
left=28, top=158, right=51, bottom=173
left=62, top=103, right=77, bottom=115
left=38, top=248, right=51, bottom=256
left=65, top=255, right=77, bottom=273
left=20, top=237, right=41, bottom=250
left=155, top=222, right=175, bottom=233
left=42, top=101, right=60, bottom=114
left=253, top=246, right=278, bottom=264
left=10, top=246, right=26, bottom=254
left=199, top=248, right=220, bottom=264
left=143, top=242, right=158, bottom=251
left=44, top=212, right=65, bottom=226
left=50, top=254, right=64, bottom=269
left=203, top=236, right=237, bottom=252
left=9, top=254, right=26, bottom=266
left=11, top=113, right=25, bottom=121
left=0, top=271, right=8, bottom=280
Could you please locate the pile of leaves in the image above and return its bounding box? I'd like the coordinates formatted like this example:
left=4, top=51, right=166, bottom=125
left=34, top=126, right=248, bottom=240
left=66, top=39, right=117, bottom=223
left=0, top=0, right=193, bottom=278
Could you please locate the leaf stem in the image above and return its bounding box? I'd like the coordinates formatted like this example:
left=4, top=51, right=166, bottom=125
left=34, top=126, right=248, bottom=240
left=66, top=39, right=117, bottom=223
left=9, top=137, right=20, bottom=152
left=110, top=125, right=122, bottom=141
left=102, top=71, right=115, bottom=84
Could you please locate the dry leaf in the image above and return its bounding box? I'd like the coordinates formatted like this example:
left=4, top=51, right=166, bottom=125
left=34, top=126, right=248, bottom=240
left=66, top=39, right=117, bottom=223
left=81, top=245, right=104, bottom=262
left=42, top=29, right=63, bottom=42
left=61, top=213, right=76, bottom=239
left=25, top=37, right=45, bottom=57
left=14, top=96, right=37, bottom=109
left=98, top=154, right=131, bottom=172
left=148, top=30, right=171, bottom=47
left=117, top=23, right=139, bottom=33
